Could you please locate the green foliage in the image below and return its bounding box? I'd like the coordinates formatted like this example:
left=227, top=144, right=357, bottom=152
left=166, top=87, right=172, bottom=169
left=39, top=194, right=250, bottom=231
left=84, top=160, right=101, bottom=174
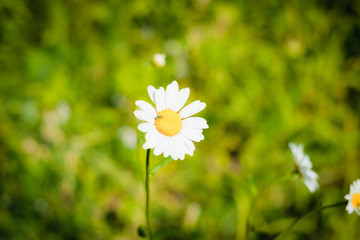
left=1, top=0, right=360, bottom=239
left=138, top=225, right=149, bottom=238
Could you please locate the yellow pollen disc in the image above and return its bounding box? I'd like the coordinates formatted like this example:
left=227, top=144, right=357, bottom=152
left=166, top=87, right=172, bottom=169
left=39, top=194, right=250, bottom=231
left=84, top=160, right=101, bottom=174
left=155, top=109, right=182, bottom=137
left=351, top=193, right=360, bottom=209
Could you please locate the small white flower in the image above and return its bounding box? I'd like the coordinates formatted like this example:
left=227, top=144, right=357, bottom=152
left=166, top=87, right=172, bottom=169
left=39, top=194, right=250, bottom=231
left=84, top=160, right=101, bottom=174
left=56, top=100, right=71, bottom=124
left=134, top=80, right=208, bottom=160
left=117, top=126, right=137, bottom=149
left=344, top=179, right=360, bottom=215
left=288, top=142, right=319, bottom=193
left=152, top=53, right=166, bottom=68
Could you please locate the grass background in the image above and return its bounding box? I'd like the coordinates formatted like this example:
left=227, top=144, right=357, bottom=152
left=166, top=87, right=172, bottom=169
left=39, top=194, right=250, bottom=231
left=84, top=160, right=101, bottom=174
left=1, top=0, right=360, bottom=239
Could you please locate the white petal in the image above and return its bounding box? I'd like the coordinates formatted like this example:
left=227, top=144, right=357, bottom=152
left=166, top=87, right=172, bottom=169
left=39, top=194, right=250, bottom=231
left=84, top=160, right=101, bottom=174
left=135, top=100, right=157, bottom=117
left=288, top=142, right=298, bottom=155
left=165, top=135, right=174, bottom=158
left=154, top=87, right=166, bottom=112
left=288, top=142, right=296, bottom=153
left=185, top=149, right=194, bottom=157
left=305, top=169, right=318, bottom=180
left=172, top=135, right=186, bottom=160
left=143, top=139, right=156, bottom=149
left=137, top=123, right=155, bottom=133
left=344, top=194, right=351, bottom=200
left=168, top=136, right=177, bottom=160
left=165, top=81, right=179, bottom=110
left=143, top=142, right=153, bottom=149
left=153, top=147, right=162, bottom=156
left=355, top=208, right=360, bottom=215
left=289, top=142, right=304, bottom=164
left=147, top=86, right=156, bottom=104
left=178, top=133, right=195, bottom=151
left=162, top=136, right=171, bottom=158
left=175, top=135, right=193, bottom=159
left=153, top=134, right=172, bottom=158
left=346, top=203, right=354, bottom=213
left=166, top=137, right=179, bottom=160
left=145, top=130, right=157, bottom=140
left=182, top=117, right=209, bottom=129
left=170, top=146, right=178, bottom=160
left=176, top=144, right=186, bottom=160
left=154, top=134, right=165, bottom=156
left=143, top=132, right=160, bottom=149
left=153, top=136, right=164, bottom=156
left=354, top=179, right=360, bottom=192
left=350, top=184, right=355, bottom=194
left=301, top=156, right=312, bottom=168
left=134, top=110, right=155, bottom=124
left=181, top=127, right=203, bottom=136
left=177, top=134, right=195, bottom=158
left=304, top=179, right=319, bottom=193
left=180, top=128, right=204, bottom=142
left=173, top=88, right=190, bottom=112
left=179, top=100, right=206, bottom=118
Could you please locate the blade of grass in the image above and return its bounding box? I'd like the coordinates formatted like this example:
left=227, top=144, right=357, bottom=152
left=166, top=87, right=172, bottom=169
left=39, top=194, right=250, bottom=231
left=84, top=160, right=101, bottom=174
left=150, top=157, right=172, bottom=176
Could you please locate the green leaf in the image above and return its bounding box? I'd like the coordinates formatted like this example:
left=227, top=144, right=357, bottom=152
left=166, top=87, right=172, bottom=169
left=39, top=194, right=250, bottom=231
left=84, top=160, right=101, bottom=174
left=137, top=225, right=148, bottom=237
left=150, top=157, right=172, bottom=176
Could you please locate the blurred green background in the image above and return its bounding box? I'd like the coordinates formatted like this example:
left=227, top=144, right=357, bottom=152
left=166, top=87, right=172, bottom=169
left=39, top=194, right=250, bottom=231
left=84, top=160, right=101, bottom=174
left=1, top=0, right=360, bottom=239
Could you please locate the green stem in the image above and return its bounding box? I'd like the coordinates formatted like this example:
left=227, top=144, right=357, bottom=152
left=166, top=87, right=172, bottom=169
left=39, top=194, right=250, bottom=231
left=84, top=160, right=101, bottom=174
left=246, top=171, right=296, bottom=239
left=145, top=149, right=153, bottom=240
left=275, top=201, right=347, bottom=240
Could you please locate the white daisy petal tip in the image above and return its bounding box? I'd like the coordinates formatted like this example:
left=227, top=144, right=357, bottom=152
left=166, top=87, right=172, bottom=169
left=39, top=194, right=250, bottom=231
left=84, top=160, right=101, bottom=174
left=165, top=80, right=179, bottom=110
left=182, top=117, right=209, bottom=129
left=179, top=100, right=206, bottom=118
left=345, top=179, right=360, bottom=216
left=142, top=143, right=150, bottom=150
left=135, top=100, right=157, bottom=117
left=135, top=81, right=207, bottom=160
left=170, top=80, right=179, bottom=88
left=147, top=85, right=156, bottom=103
left=137, top=122, right=155, bottom=133
left=134, top=110, right=155, bottom=124
left=173, top=87, right=190, bottom=112
left=288, top=142, right=319, bottom=193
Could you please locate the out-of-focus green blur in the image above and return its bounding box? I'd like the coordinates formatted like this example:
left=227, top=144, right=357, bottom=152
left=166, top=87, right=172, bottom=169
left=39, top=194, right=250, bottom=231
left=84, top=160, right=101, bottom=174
left=1, top=0, right=360, bottom=239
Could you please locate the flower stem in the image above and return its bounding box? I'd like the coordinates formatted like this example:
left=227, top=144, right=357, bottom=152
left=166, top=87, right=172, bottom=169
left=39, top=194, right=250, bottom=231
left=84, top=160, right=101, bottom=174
left=275, top=201, right=347, bottom=240
left=145, top=149, right=153, bottom=240
left=246, top=171, right=296, bottom=239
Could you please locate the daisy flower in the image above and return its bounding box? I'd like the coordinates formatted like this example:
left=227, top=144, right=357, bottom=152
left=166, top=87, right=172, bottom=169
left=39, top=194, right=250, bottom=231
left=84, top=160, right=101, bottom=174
left=152, top=53, right=166, bottom=68
left=134, top=80, right=208, bottom=160
left=288, top=142, right=319, bottom=193
left=344, top=179, right=360, bottom=215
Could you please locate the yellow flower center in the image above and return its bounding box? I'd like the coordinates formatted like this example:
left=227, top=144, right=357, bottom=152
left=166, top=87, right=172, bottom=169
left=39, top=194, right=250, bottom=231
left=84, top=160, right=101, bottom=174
left=351, top=193, right=360, bottom=209
left=155, top=109, right=182, bottom=137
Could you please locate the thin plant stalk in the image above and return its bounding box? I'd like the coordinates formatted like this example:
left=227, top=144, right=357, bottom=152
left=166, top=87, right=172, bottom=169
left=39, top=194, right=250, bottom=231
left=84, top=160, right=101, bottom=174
left=145, top=149, right=153, bottom=240
left=246, top=171, right=296, bottom=239
left=275, top=201, right=347, bottom=240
